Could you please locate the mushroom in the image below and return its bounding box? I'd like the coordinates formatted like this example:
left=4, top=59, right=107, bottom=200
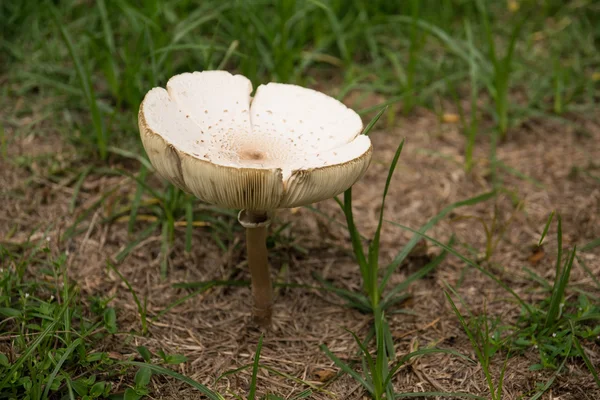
left=138, top=70, right=372, bottom=326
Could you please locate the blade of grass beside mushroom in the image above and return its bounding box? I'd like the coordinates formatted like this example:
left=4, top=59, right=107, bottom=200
left=138, top=70, right=373, bottom=326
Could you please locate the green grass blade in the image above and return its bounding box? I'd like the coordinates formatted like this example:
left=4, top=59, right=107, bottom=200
left=0, top=296, right=69, bottom=390
left=248, top=334, right=263, bottom=400
left=48, top=4, right=106, bottom=159
left=95, top=166, right=162, bottom=200
left=65, top=378, right=76, bottom=400
left=151, top=284, right=215, bottom=322
left=345, top=328, right=376, bottom=387
left=555, top=214, right=563, bottom=276
left=384, top=347, right=473, bottom=390
left=216, top=364, right=252, bottom=384
left=122, top=361, right=223, bottom=400
left=497, top=162, right=545, bottom=189
left=528, top=337, right=572, bottom=400
left=570, top=321, right=600, bottom=388
left=496, top=351, right=510, bottom=400
left=128, top=165, right=147, bottom=235
left=476, top=0, right=497, bottom=68
left=361, top=106, right=388, bottom=136
left=464, top=20, right=478, bottom=172
left=290, top=389, right=313, bottom=399
left=395, top=392, right=486, bottom=399
left=382, top=16, right=489, bottom=73
left=380, top=191, right=495, bottom=292
left=217, top=40, right=239, bottom=70
left=373, top=307, right=388, bottom=398
left=69, top=166, right=92, bottom=213
left=185, top=199, right=194, bottom=253
left=97, top=0, right=115, bottom=54
left=307, top=0, right=349, bottom=65
left=545, top=247, right=576, bottom=329
left=160, top=221, right=170, bottom=277
left=343, top=189, right=369, bottom=284
left=303, top=204, right=367, bottom=241
left=116, top=221, right=160, bottom=263
left=320, top=344, right=374, bottom=395
left=581, top=237, right=600, bottom=252
left=312, top=272, right=372, bottom=312
left=444, top=290, right=495, bottom=394
left=522, top=266, right=552, bottom=290
left=42, top=338, right=83, bottom=399
left=107, top=260, right=146, bottom=333
left=107, top=146, right=154, bottom=171
left=368, top=139, right=404, bottom=305
left=576, top=256, right=600, bottom=289
left=382, top=237, right=452, bottom=308
left=538, top=211, right=555, bottom=247
left=390, top=223, right=531, bottom=314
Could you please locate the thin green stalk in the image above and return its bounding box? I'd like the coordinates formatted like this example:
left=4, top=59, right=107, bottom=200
left=545, top=246, right=576, bottom=329
left=107, top=261, right=148, bottom=335
left=122, top=361, right=223, bottom=400
left=464, top=20, right=478, bottom=172
left=380, top=191, right=496, bottom=292
left=367, top=139, right=405, bottom=307
left=248, top=334, right=263, bottom=400
left=48, top=4, right=107, bottom=159
left=445, top=291, right=497, bottom=399
left=0, top=296, right=69, bottom=390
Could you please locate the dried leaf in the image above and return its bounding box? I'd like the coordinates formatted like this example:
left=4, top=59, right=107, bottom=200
left=442, top=113, right=459, bottom=123
left=313, top=369, right=336, bottom=382
left=528, top=247, right=545, bottom=265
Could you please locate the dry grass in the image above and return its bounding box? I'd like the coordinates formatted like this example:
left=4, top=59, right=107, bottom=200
left=1, top=100, right=599, bottom=399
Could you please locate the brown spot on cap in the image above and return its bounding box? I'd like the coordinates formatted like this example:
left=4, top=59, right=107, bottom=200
left=239, top=149, right=266, bottom=161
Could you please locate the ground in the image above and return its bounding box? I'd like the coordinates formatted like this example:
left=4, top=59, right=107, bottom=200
left=1, top=99, right=599, bottom=399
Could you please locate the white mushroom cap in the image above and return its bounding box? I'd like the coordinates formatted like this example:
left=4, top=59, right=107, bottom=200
left=139, top=71, right=372, bottom=211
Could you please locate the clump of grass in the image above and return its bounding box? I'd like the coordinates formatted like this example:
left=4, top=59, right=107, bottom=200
left=477, top=0, right=523, bottom=140
left=0, top=239, right=315, bottom=399
left=444, top=284, right=577, bottom=400
left=399, top=210, right=600, bottom=395
left=48, top=3, right=108, bottom=160
left=510, top=214, right=600, bottom=373
left=0, top=242, right=119, bottom=399
left=321, top=307, right=476, bottom=399
left=5, top=0, right=597, bottom=168
left=456, top=20, right=479, bottom=173
left=444, top=287, right=510, bottom=400
left=213, top=334, right=321, bottom=399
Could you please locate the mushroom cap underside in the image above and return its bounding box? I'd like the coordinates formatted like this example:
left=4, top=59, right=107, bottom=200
left=139, top=70, right=372, bottom=210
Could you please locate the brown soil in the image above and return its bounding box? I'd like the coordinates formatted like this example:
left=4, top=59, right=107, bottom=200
left=1, top=104, right=599, bottom=399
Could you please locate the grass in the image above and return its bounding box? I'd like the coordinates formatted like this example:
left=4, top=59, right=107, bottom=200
left=0, top=243, right=317, bottom=399
left=444, top=289, right=509, bottom=400
left=1, top=0, right=599, bottom=398
left=0, top=243, right=119, bottom=399
left=440, top=212, right=599, bottom=391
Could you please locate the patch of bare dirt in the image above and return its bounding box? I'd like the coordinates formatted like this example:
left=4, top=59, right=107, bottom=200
left=1, top=104, right=599, bottom=399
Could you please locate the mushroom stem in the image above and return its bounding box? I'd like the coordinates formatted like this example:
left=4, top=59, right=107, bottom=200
left=239, top=210, right=273, bottom=326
